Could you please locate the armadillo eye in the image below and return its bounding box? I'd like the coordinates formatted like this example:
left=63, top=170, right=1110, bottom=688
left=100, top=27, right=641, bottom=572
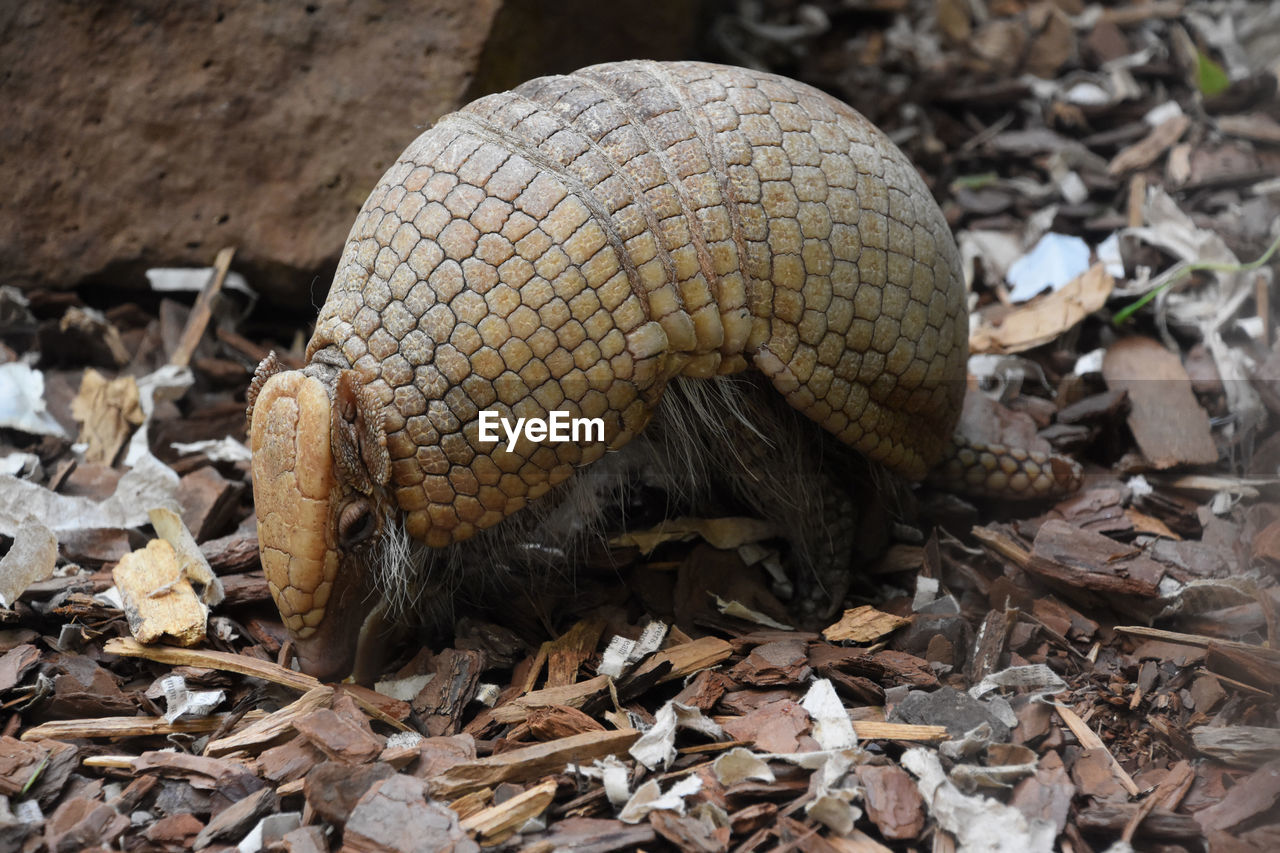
left=337, top=501, right=376, bottom=549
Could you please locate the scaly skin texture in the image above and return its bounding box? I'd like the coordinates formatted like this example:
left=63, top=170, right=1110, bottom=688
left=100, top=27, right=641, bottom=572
left=249, top=61, right=1079, bottom=680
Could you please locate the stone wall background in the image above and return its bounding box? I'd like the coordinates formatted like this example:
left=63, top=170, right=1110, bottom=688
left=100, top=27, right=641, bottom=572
left=1, top=0, right=703, bottom=305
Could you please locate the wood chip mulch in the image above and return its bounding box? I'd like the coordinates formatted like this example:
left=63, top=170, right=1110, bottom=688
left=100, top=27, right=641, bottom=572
left=2, top=1, right=1279, bottom=851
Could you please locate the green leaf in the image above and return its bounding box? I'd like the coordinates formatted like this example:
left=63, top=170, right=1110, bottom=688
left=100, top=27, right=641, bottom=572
left=1196, top=50, right=1230, bottom=97
left=950, top=172, right=999, bottom=191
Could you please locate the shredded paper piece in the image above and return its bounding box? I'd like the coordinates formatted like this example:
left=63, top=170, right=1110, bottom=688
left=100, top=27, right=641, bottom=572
left=712, top=594, right=794, bottom=630
left=903, top=748, right=1056, bottom=852
left=629, top=700, right=726, bottom=771
left=713, top=748, right=775, bottom=786
left=599, top=621, right=669, bottom=677
left=159, top=674, right=225, bottom=723
left=170, top=437, right=253, bottom=463
left=0, top=363, right=67, bottom=437
left=0, top=519, right=58, bottom=609
left=618, top=775, right=702, bottom=824
left=970, top=664, right=1067, bottom=701
left=802, top=679, right=857, bottom=751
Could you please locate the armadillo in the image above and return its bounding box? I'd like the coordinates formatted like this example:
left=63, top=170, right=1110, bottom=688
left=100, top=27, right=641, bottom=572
left=248, top=61, right=1080, bottom=681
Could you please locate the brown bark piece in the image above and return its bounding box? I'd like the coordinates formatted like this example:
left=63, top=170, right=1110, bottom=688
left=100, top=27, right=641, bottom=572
left=545, top=618, right=606, bottom=688
left=1076, top=804, right=1202, bottom=840
left=204, top=685, right=334, bottom=756
left=44, top=796, right=131, bottom=853
left=412, top=648, right=485, bottom=736
left=648, top=809, right=731, bottom=852
left=809, top=644, right=939, bottom=690
left=460, top=778, right=557, bottom=845
left=721, top=699, right=813, bottom=754
left=259, top=737, right=325, bottom=785
left=1071, top=748, right=1131, bottom=801
left=345, top=774, right=480, bottom=853
left=193, top=785, right=276, bottom=850
left=857, top=764, right=926, bottom=840
left=535, top=817, right=657, bottom=852
left=176, top=465, right=243, bottom=543
left=144, top=813, right=204, bottom=847
left=1205, top=643, right=1280, bottom=695
left=410, top=734, right=477, bottom=781
left=1011, top=764, right=1075, bottom=835
left=428, top=729, right=640, bottom=799
left=170, top=248, right=233, bottom=368
left=822, top=606, right=910, bottom=644
left=1102, top=337, right=1218, bottom=468
left=21, top=709, right=267, bottom=743
left=0, top=643, right=40, bottom=693
left=0, top=735, right=49, bottom=796
left=627, top=636, right=734, bottom=685
left=970, top=264, right=1113, bottom=353
left=303, top=760, right=395, bottom=827
left=1029, top=521, right=1165, bottom=598
left=294, top=706, right=384, bottom=765
left=967, top=608, right=1014, bottom=682
left=281, top=825, right=330, bottom=853
left=131, top=751, right=265, bottom=804
left=518, top=704, right=607, bottom=741
left=728, top=640, right=812, bottom=686
left=672, top=669, right=734, bottom=711
left=489, top=674, right=612, bottom=725
left=1195, top=759, right=1280, bottom=832
left=104, top=638, right=411, bottom=732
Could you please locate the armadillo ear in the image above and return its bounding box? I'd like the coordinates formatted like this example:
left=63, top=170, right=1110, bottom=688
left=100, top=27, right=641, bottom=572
left=246, top=352, right=284, bottom=425
left=331, top=370, right=391, bottom=494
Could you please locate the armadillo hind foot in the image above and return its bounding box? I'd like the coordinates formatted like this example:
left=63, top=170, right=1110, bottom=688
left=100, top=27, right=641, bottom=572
left=248, top=60, right=1081, bottom=680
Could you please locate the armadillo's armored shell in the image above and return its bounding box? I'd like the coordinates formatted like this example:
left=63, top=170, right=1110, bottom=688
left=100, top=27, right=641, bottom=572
left=306, top=60, right=967, bottom=548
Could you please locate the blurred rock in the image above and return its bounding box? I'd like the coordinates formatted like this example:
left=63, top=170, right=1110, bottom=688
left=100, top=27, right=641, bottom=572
left=1, top=0, right=501, bottom=302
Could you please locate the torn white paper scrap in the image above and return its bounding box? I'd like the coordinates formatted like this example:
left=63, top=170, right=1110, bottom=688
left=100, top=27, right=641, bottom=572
left=902, top=748, right=1056, bottom=853
left=0, top=452, right=41, bottom=477
left=374, top=673, right=435, bottom=702
left=1097, top=232, right=1125, bottom=277
left=630, top=701, right=726, bottom=771
left=1006, top=233, right=1092, bottom=302
left=807, top=792, right=859, bottom=837
left=970, top=664, right=1067, bottom=701
left=146, top=266, right=256, bottom=299
left=0, top=363, right=68, bottom=438
left=602, top=620, right=671, bottom=677
left=617, top=775, right=702, bottom=824
left=0, top=453, right=180, bottom=538
left=159, top=674, right=225, bottom=723
left=634, top=620, right=668, bottom=658
left=598, top=635, right=637, bottom=678
left=123, top=365, right=193, bottom=469
left=940, top=724, right=993, bottom=761
left=169, top=438, right=252, bottom=463
left=950, top=760, right=1039, bottom=792
left=803, top=748, right=862, bottom=836
left=713, top=748, right=775, bottom=786
left=598, top=755, right=632, bottom=807
left=0, top=519, right=58, bottom=608
left=802, top=679, right=857, bottom=750
left=713, top=594, right=793, bottom=630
